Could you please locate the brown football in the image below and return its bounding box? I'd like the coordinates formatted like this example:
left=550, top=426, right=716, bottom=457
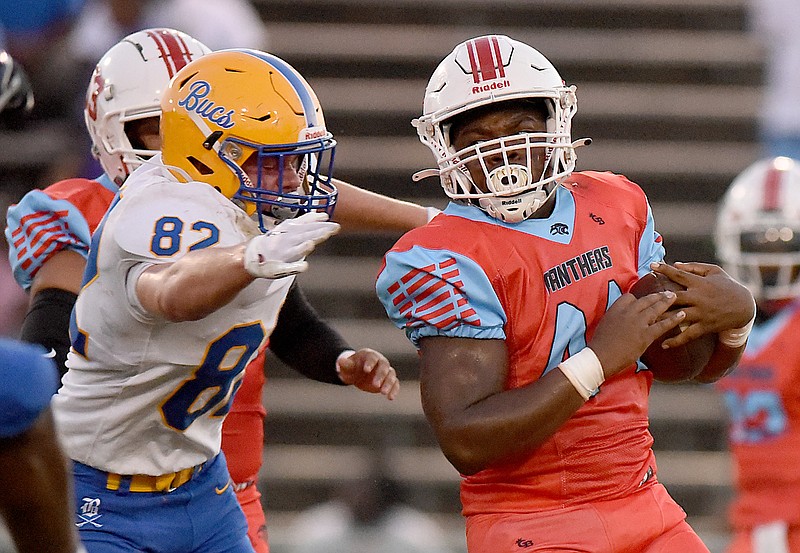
left=628, top=272, right=716, bottom=383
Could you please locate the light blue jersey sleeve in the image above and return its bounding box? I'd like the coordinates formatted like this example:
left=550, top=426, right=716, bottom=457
left=5, top=189, right=93, bottom=291
left=0, top=338, right=59, bottom=438
left=637, top=200, right=666, bottom=277
left=376, top=245, right=507, bottom=347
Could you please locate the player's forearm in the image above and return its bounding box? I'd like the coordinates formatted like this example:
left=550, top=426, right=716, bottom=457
left=20, top=289, right=76, bottom=377
left=692, top=340, right=746, bottom=383
left=0, top=411, right=81, bottom=553
left=20, top=250, right=86, bottom=376
left=136, top=244, right=254, bottom=322
left=269, top=283, right=350, bottom=384
left=420, top=337, right=585, bottom=476
left=429, top=369, right=585, bottom=476
left=332, top=179, right=429, bottom=232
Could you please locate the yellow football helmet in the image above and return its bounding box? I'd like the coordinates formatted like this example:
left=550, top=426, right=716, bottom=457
left=160, top=49, right=337, bottom=231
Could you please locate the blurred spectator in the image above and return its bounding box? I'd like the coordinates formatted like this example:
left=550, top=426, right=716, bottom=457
left=69, top=0, right=269, bottom=66
left=286, top=454, right=454, bottom=553
left=0, top=50, right=35, bottom=337
left=749, top=0, right=800, bottom=159
left=1, top=2, right=88, bottom=198
left=0, top=0, right=84, bottom=122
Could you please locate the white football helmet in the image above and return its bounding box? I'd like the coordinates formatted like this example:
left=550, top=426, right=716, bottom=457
left=84, top=28, right=211, bottom=185
left=715, top=156, right=800, bottom=302
left=412, top=34, right=587, bottom=223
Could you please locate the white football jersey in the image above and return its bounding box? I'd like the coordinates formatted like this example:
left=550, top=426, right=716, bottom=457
left=52, top=155, right=293, bottom=475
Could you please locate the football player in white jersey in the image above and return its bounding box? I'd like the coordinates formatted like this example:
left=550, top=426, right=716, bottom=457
left=50, top=49, right=392, bottom=553
left=6, top=28, right=421, bottom=553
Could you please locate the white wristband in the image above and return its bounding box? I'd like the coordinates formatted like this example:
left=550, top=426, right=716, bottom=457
left=557, top=347, right=605, bottom=401
left=718, top=313, right=756, bottom=348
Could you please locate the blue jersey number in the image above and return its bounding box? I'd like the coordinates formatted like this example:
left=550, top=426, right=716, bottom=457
left=545, top=280, right=623, bottom=375
left=151, top=216, right=220, bottom=257
left=160, top=323, right=265, bottom=431
left=723, top=389, right=787, bottom=443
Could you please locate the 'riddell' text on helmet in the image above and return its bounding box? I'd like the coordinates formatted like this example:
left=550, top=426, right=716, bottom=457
left=412, top=35, right=589, bottom=223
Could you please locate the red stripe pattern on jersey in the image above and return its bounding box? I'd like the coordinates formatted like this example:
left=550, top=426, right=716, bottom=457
left=10, top=209, right=77, bottom=272
left=386, top=257, right=481, bottom=330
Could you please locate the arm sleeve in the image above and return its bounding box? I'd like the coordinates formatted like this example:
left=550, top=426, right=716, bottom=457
left=18, top=288, right=77, bottom=379
left=268, top=283, right=351, bottom=385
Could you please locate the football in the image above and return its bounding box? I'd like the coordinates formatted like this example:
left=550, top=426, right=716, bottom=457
left=628, top=272, right=716, bottom=383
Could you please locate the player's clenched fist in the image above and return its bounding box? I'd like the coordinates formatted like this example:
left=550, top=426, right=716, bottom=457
left=244, top=212, right=340, bottom=279
left=336, top=348, right=400, bottom=400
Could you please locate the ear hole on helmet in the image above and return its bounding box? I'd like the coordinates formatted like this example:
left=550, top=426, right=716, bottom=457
left=187, top=156, right=213, bottom=175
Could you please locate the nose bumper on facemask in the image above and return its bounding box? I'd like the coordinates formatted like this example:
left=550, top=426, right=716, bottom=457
left=487, top=164, right=531, bottom=193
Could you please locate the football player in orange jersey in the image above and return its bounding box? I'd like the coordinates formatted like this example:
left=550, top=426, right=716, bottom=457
left=5, top=29, right=430, bottom=553
left=377, top=34, right=755, bottom=553
left=715, top=156, right=800, bottom=553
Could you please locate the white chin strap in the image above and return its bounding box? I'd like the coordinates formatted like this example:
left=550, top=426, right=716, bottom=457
left=478, top=164, right=550, bottom=223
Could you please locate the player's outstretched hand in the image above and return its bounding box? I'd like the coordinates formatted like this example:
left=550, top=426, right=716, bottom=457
left=588, top=289, right=685, bottom=379
left=336, top=348, right=400, bottom=400
left=244, top=212, right=340, bottom=279
left=650, top=261, right=755, bottom=349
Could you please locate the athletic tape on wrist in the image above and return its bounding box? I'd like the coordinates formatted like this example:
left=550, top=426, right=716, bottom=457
left=557, top=347, right=605, bottom=401
left=718, top=312, right=756, bottom=348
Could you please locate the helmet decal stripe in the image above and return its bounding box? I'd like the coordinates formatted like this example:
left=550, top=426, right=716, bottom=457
left=146, top=30, right=193, bottom=78
left=236, top=49, right=319, bottom=128
left=763, top=166, right=782, bottom=212
left=468, top=37, right=499, bottom=84
left=491, top=36, right=505, bottom=78
left=466, top=40, right=480, bottom=83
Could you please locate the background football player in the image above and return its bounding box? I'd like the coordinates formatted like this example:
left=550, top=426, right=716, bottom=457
left=715, top=156, right=800, bottom=553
